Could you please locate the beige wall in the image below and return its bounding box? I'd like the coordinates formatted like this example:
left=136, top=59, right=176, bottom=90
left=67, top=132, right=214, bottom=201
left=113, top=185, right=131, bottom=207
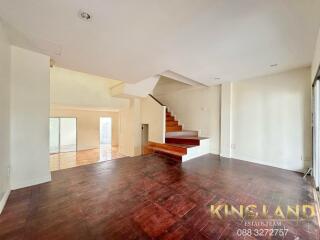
left=312, top=28, right=320, bottom=80
left=50, top=66, right=128, bottom=110
left=221, top=67, right=312, bottom=172
left=50, top=108, right=119, bottom=150
left=118, top=95, right=166, bottom=157
left=141, top=95, right=166, bottom=143
left=119, top=99, right=141, bottom=157
left=0, top=20, right=11, bottom=208
left=155, top=85, right=221, bottom=154
left=10, top=46, right=51, bottom=189
left=153, top=76, right=192, bottom=96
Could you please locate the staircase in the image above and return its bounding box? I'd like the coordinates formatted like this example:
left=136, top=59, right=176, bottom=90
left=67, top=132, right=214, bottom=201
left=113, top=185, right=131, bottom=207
left=147, top=100, right=210, bottom=162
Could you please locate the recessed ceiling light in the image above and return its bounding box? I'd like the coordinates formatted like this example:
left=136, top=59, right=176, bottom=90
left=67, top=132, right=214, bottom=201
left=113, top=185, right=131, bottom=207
left=78, top=10, right=92, bottom=21
left=270, top=64, right=278, bottom=67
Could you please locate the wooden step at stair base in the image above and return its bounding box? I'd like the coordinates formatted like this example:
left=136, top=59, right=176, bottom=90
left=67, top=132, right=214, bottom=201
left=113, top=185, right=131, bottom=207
left=165, top=130, right=198, bottom=138
left=146, top=141, right=201, bottom=162
left=166, top=125, right=182, bottom=132
left=166, top=136, right=207, bottom=146
left=154, top=151, right=182, bottom=161
left=148, top=142, right=188, bottom=155
left=147, top=138, right=211, bottom=163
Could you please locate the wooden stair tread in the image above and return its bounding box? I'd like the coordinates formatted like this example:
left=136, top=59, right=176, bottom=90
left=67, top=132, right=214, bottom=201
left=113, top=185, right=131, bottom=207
left=148, top=146, right=185, bottom=156
left=148, top=141, right=187, bottom=153
left=166, top=125, right=182, bottom=132
left=166, top=136, right=207, bottom=140
left=165, top=136, right=204, bottom=146
left=165, top=143, right=197, bottom=148
left=166, top=120, right=179, bottom=126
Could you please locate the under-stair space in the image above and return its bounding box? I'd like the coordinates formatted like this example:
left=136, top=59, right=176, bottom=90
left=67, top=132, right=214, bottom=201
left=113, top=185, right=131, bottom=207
left=146, top=99, right=210, bottom=162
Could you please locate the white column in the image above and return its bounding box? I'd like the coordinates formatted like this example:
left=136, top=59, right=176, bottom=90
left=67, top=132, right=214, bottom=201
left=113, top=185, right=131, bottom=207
left=10, top=46, right=51, bottom=189
left=220, top=82, right=233, bottom=158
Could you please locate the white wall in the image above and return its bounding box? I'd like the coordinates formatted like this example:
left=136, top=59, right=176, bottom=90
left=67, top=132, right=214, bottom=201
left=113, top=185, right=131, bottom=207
left=226, top=67, right=312, bottom=172
left=156, top=68, right=311, bottom=172
left=155, top=85, right=221, bottom=154
left=50, top=66, right=128, bottom=110
left=50, top=108, right=119, bottom=150
left=0, top=20, right=11, bottom=212
left=119, top=98, right=141, bottom=156
left=10, top=46, right=51, bottom=189
left=312, top=29, right=320, bottom=80
left=119, top=93, right=181, bottom=156
left=141, top=95, right=166, bottom=143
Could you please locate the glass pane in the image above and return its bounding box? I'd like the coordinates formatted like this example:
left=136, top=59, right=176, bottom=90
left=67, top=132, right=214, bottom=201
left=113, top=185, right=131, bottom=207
left=60, top=118, right=77, bottom=152
left=49, top=118, right=60, bottom=154
left=316, top=82, right=320, bottom=188
left=100, top=117, right=112, bottom=145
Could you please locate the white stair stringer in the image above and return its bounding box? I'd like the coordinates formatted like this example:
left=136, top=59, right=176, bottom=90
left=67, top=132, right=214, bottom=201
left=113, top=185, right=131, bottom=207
left=182, top=138, right=210, bottom=162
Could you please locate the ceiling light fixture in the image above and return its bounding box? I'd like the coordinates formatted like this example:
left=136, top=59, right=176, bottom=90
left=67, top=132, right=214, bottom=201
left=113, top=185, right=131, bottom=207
left=209, top=75, right=221, bottom=81
left=50, top=59, right=55, bottom=68
left=78, top=10, right=92, bottom=21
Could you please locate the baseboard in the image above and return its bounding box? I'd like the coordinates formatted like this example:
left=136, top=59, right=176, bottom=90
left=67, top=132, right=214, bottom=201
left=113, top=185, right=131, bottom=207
left=228, top=154, right=308, bottom=173
left=219, top=153, right=231, bottom=158
left=0, top=190, right=11, bottom=214
left=11, top=174, right=51, bottom=190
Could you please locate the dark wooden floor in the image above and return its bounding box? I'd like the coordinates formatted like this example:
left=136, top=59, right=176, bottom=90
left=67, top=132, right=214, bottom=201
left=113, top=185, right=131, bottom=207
left=0, top=154, right=319, bottom=239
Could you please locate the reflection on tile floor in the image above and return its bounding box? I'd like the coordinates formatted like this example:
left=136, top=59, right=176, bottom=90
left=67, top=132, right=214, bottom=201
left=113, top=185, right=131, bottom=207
left=50, top=145, right=125, bottom=171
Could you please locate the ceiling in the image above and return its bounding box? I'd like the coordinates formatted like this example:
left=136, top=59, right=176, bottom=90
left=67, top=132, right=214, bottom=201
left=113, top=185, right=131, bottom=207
left=153, top=76, right=192, bottom=97
left=0, top=0, right=320, bottom=85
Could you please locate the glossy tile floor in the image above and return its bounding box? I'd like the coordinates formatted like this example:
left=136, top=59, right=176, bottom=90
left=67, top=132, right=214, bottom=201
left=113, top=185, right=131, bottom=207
left=50, top=145, right=125, bottom=171
left=1, top=154, right=319, bottom=239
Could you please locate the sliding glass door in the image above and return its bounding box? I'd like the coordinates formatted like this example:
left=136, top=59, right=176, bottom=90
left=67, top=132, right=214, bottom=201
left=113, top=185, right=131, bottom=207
left=60, top=118, right=77, bottom=152
left=100, top=117, right=112, bottom=145
left=49, top=117, right=77, bottom=154
left=313, top=80, right=320, bottom=189
left=49, top=118, right=60, bottom=154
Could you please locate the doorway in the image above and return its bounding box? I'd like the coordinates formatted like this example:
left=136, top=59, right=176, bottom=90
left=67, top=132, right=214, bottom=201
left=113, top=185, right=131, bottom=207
left=141, top=124, right=149, bottom=154
left=100, top=117, right=112, bottom=146
left=49, top=117, right=77, bottom=154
